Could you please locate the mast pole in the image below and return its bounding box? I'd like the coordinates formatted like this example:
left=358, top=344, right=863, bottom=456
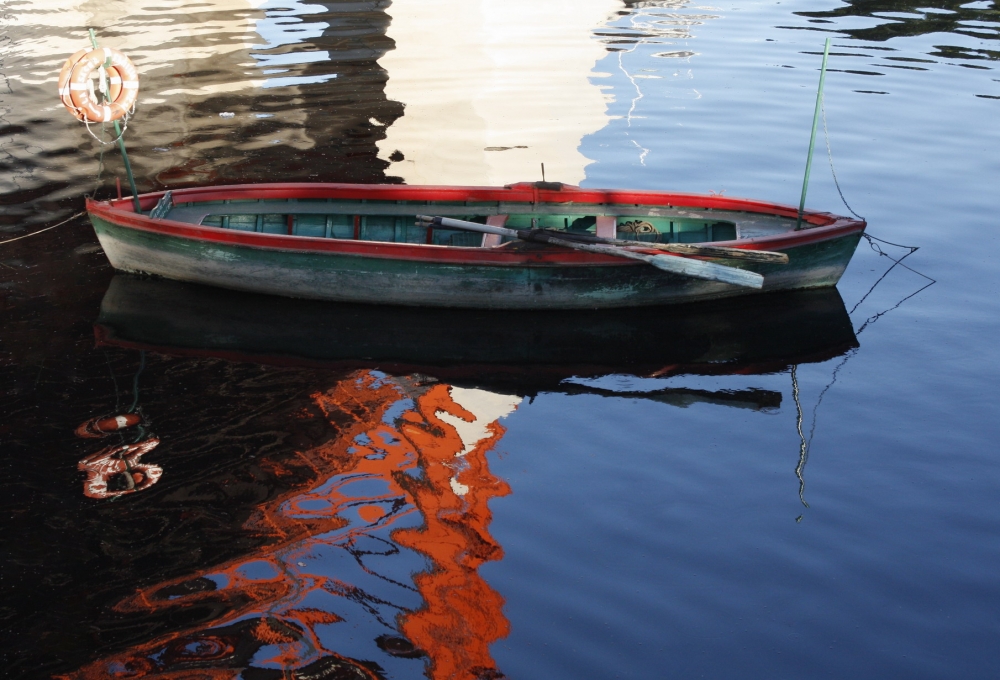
left=797, top=38, right=831, bottom=230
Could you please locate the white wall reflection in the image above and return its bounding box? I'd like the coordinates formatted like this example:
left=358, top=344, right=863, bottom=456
left=249, top=0, right=339, bottom=89
left=377, top=0, right=620, bottom=186
left=592, top=1, right=721, bottom=166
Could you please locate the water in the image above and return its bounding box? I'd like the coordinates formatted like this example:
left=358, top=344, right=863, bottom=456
left=2, top=1, right=999, bottom=678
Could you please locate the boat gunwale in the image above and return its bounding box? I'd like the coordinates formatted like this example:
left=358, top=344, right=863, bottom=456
left=86, top=182, right=866, bottom=266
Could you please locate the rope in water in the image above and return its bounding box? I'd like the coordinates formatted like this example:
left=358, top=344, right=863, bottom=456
left=0, top=211, right=86, bottom=246
left=128, top=351, right=145, bottom=415
left=851, top=234, right=936, bottom=316
left=791, top=365, right=810, bottom=510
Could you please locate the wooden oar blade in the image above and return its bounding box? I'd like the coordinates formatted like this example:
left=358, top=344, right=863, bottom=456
left=648, top=254, right=765, bottom=289
left=653, top=243, right=789, bottom=264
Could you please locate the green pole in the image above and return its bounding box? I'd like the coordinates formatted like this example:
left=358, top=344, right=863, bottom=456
left=112, top=119, right=141, bottom=213
left=797, top=38, right=831, bottom=230
left=89, top=29, right=141, bottom=213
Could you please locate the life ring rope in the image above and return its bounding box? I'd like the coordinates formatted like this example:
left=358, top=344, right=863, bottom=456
left=82, top=111, right=130, bottom=146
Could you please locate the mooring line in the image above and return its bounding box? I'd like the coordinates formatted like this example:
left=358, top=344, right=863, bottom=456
left=0, top=211, right=86, bottom=246
left=792, top=45, right=941, bottom=517
left=850, top=233, right=936, bottom=315
left=866, top=237, right=936, bottom=284
left=822, top=98, right=865, bottom=221
left=128, top=350, right=146, bottom=415
left=854, top=280, right=936, bottom=336
left=791, top=366, right=810, bottom=509
left=814, top=52, right=935, bottom=308
left=793, top=231, right=935, bottom=515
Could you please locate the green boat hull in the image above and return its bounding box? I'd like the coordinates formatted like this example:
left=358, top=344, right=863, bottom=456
left=90, top=215, right=862, bottom=310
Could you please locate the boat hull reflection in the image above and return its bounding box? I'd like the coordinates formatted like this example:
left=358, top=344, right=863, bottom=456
left=95, top=275, right=858, bottom=395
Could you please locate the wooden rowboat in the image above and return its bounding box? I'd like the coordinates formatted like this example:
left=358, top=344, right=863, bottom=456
left=86, top=181, right=866, bottom=309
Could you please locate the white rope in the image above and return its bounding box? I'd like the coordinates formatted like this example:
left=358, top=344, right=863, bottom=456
left=0, top=212, right=86, bottom=246
left=83, top=112, right=129, bottom=146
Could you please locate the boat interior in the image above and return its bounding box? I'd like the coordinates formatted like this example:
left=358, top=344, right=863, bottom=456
left=151, top=191, right=799, bottom=247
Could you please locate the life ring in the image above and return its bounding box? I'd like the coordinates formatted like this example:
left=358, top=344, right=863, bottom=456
left=77, top=438, right=162, bottom=499
left=63, top=47, right=138, bottom=123
left=57, top=49, right=89, bottom=121
left=59, top=48, right=128, bottom=122
left=74, top=412, right=142, bottom=438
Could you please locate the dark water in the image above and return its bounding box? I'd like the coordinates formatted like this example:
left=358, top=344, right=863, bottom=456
left=2, top=1, right=999, bottom=678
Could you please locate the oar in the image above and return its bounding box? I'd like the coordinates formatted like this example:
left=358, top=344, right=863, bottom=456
left=422, top=215, right=785, bottom=264
left=417, top=215, right=785, bottom=263
left=510, top=227, right=788, bottom=264
left=417, top=215, right=764, bottom=289
left=594, top=237, right=786, bottom=264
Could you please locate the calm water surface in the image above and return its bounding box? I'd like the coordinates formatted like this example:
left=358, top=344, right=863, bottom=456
left=2, top=1, right=999, bottom=678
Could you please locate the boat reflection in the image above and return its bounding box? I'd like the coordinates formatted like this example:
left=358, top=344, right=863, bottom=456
left=95, top=275, right=858, bottom=402
left=62, top=276, right=859, bottom=679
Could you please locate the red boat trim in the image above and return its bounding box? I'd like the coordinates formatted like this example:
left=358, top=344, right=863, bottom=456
left=87, top=182, right=865, bottom=266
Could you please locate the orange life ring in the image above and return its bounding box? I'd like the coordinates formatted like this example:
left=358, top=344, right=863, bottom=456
left=57, top=49, right=89, bottom=121
left=77, top=438, right=162, bottom=498
left=74, top=412, right=142, bottom=438
left=59, top=49, right=129, bottom=122
left=63, top=47, right=138, bottom=123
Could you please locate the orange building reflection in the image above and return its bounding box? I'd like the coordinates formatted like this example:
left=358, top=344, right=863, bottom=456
left=60, top=370, right=520, bottom=680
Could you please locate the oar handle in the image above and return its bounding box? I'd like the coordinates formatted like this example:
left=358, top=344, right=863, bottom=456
left=417, top=215, right=517, bottom=238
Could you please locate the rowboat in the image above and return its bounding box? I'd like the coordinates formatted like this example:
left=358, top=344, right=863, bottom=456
left=96, top=274, right=859, bottom=399
left=86, top=181, right=866, bottom=309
